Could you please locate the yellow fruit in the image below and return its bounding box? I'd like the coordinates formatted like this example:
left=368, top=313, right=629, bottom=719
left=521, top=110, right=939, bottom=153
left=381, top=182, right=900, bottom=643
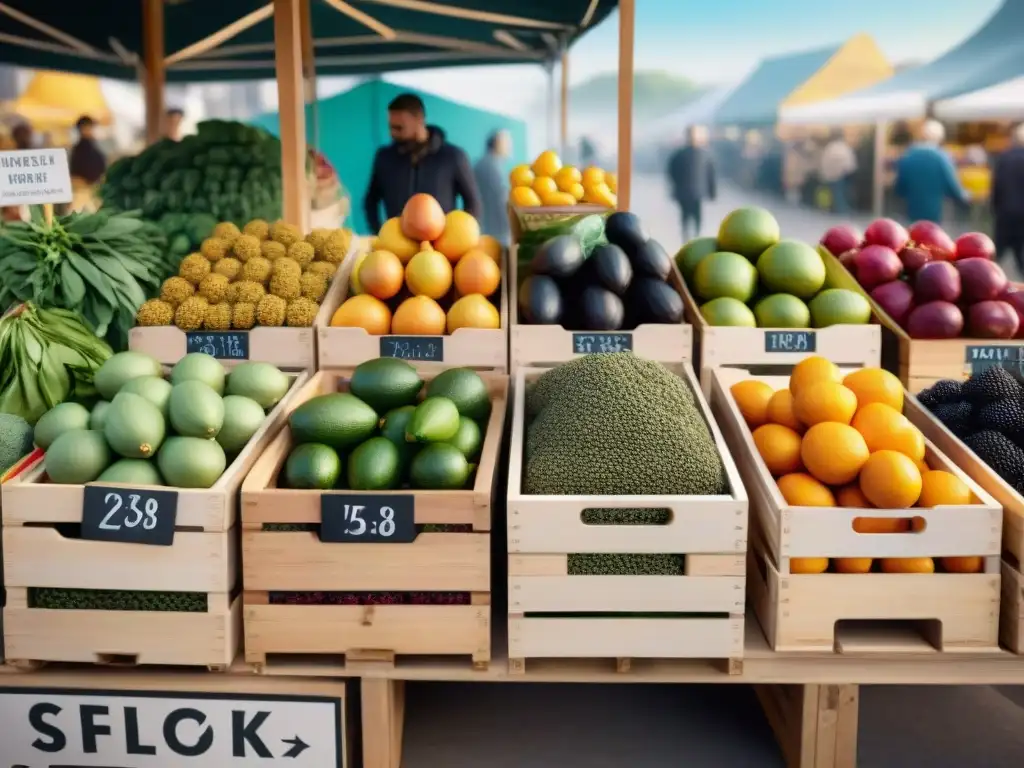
left=554, top=166, right=583, bottom=191
left=836, top=483, right=872, bottom=508
left=793, top=381, right=858, bottom=426
left=509, top=164, right=535, bottom=187
left=730, top=380, right=775, bottom=428
left=789, top=356, right=841, bottom=396
left=510, top=186, right=542, bottom=207
left=405, top=245, right=453, bottom=300
left=791, top=557, right=830, bottom=574
left=329, top=294, right=391, bottom=335
left=800, top=422, right=869, bottom=485
left=454, top=250, right=502, bottom=297
left=581, top=166, right=605, bottom=187
left=766, top=388, right=804, bottom=432
left=532, top=150, right=562, bottom=178
left=476, top=235, right=502, bottom=261
left=752, top=424, right=803, bottom=476
left=377, top=217, right=419, bottom=263
left=447, top=294, right=500, bottom=333
left=777, top=472, right=836, bottom=507
left=348, top=250, right=369, bottom=295
left=917, top=470, right=972, bottom=507
left=358, top=250, right=404, bottom=300
left=850, top=402, right=925, bottom=462
left=583, top=182, right=617, bottom=208
left=568, top=182, right=586, bottom=201
left=940, top=556, right=984, bottom=573
left=605, top=172, right=618, bottom=193
left=842, top=368, right=904, bottom=411
left=391, top=295, right=447, bottom=336
left=881, top=557, right=934, bottom=574
left=859, top=450, right=923, bottom=509
left=433, top=210, right=481, bottom=263
left=532, top=176, right=559, bottom=198
left=853, top=516, right=910, bottom=534
left=541, top=191, right=578, bottom=207
left=915, top=457, right=930, bottom=473
left=835, top=558, right=873, bottom=574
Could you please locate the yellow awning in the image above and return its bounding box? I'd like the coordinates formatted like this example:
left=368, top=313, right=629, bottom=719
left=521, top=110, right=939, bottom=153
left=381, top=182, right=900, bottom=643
left=13, top=71, right=112, bottom=130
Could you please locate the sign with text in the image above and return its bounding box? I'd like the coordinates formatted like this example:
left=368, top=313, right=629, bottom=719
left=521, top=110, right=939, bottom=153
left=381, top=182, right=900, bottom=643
left=764, top=331, right=817, bottom=353
left=0, top=148, right=73, bottom=206
left=0, top=687, right=343, bottom=767
left=186, top=331, right=250, bottom=360
left=82, top=486, right=179, bottom=546
left=966, top=344, right=1024, bottom=375
left=572, top=332, right=633, bottom=354
left=320, top=494, right=416, bottom=543
left=379, top=336, right=443, bottom=362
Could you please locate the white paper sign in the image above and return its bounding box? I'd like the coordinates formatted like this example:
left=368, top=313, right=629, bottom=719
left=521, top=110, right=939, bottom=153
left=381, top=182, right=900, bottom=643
left=0, top=687, right=344, bottom=767
left=0, top=148, right=73, bottom=206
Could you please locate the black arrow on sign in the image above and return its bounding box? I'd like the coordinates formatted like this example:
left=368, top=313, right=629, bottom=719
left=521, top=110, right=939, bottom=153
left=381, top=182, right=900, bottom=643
left=282, top=735, right=310, bottom=758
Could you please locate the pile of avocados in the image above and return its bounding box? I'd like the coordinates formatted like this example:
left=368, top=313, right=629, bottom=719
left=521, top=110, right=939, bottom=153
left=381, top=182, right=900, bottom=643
left=518, top=211, right=685, bottom=331
left=283, top=358, right=491, bottom=491
left=34, top=352, right=291, bottom=488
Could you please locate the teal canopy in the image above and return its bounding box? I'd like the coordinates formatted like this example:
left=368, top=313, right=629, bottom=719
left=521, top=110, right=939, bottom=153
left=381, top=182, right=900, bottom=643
left=0, top=0, right=616, bottom=81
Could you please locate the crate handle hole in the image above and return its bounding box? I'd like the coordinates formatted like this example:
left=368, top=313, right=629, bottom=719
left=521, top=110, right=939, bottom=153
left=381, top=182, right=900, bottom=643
left=580, top=508, right=672, bottom=526
left=95, top=653, right=139, bottom=666
left=851, top=516, right=923, bottom=534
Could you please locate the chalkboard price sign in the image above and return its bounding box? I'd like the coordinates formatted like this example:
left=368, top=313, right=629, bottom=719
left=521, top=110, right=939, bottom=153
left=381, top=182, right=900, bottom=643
left=965, top=344, right=1024, bottom=375
left=572, top=332, right=633, bottom=354
left=380, top=336, right=444, bottom=361
left=320, top=494, right=417, bottom=543
left=81, top=485, right=179, bottom=546
left=185, top=331, right=250, bottom=360
left=764, top=331, right=817, bottom=353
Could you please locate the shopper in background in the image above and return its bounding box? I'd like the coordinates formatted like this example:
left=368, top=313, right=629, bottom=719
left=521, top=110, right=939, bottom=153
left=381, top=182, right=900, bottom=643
left=473, top=129, right=512, bottom=246
left=893, top=119, right=969, bottom=225
left=363, top=93, right=480, bottom=233
left=69, top=115, right=106, bottom=185
left=992, top=123, right=1024, bottom=272
left=11, top=121, right=33, bottom=150
left=666, top=124, right=717, bottom=241
left=819, top=129, right=857, bottom=213
left=164, top=107, right=184, bottom=141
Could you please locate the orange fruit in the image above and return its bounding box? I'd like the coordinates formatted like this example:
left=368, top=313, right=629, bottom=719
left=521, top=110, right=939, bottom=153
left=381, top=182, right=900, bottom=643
left=850, top=402, right=925, bottom=462
left=853, top=516, right=910, bottom=534
left=447, top=294, right=500, bottom=332
left=766, top=388, right=804, bottom=432
left=791, top=557, right=829, bottom=574
left=532, top=150, right=562, bottom=177
left=376, top=218, right=419, bottom=262
left=568, top=182, right=586, bottom=201
left=433, top=210, right=481, bottom=262
left=554, top=166, right=583, bottom=191
left=454, top=250, right=502, bottom=297
left=859, top=450, right=923, bottom=509
left=531, top=176, right=559, bottom=198
left=915, top=457, right=930, bottom=473
left=800, top=422, right=869, bottom=485
left=390, top=295, right=446, bottom=335
left=917, top=470, right=972, bottom=507
left=329, top=294, right=391, bottom=335
left=836, top=483, right=872, bottom=508
left=880, top=557, right=935, bottom=574
left=777, top=473, right=836, bottom=507
left=583, top=182, right=617, bottom=208
left=509, top=164, right=535, bottom=187
left=357, top=250, right=405, bottom=300
left=752, top=424, right=803, bottom=475
left=581, top=166, right=606, bottom=187
left=835, top=558, right=873, bottom=574
left=789, top=356, right=842, bottom=396
left=940, top=556, right=984, bottom=573
left=541, top=191, right=578, bottom=207
left=476, top=236, right=502, bottom=261
left=842, top=368, right=904, bottom=411
left=405, top=245, right=453, bottom=299
left=510, top=186, right=541, bottom=207
left=730, top=380, right=775, bottom=428
left=793, top=381, right=857, bottom=426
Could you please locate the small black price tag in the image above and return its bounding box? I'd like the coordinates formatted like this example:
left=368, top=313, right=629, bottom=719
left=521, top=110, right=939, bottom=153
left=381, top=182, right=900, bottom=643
left=572, top=332, right=633, bottom=354
left=81, top=485, right=179, bottom=546
left=185, top=331, right=250, bottom=360
left=764, top=330, right=817, bottom=353
left=965, top=344, right=1024, bottom=375
left=379, top=336, right=444, bottom=361
left=320, top=494, right=417, bottom=543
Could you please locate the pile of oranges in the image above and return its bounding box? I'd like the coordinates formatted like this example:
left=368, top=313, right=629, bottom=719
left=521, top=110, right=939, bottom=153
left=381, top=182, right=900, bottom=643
left=508, top=150, right=617, bottom=209
left=731, top=357, right=984, bottom=576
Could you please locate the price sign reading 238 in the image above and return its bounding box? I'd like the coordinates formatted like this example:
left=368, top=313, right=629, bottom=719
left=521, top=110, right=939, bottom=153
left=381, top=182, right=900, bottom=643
left=320, top=494, right=416, bottom=543
left=81, top=485, right=179, bottom=546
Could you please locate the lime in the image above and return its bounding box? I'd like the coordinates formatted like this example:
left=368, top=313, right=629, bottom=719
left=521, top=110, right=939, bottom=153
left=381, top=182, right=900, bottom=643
left=693, top=251, right=758, bottom=303
left=700, top=297, right=757, bottom=327
left=756, top=240, right=826, bottom=299
left=809, top=289, right=872, bottom=327
left=675, top=236, right=718, bottom=281
left=717, top=207, right=781, bottom=260
left=754, top=294, right=811, bottom=328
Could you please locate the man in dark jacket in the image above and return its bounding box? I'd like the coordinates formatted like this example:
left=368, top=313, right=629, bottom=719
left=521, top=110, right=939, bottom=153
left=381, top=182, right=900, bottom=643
left=363, top=93, right=481, bottom=233
left=69, top=115, right=106, bottom=185
left=666, top=125, right=716, bottom=241
left=993, top=123, right=1024, bottom=272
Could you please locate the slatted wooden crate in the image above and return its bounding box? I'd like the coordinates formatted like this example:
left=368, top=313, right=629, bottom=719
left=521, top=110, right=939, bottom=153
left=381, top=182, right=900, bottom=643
left=712, top=367, right=1002, bottom=654
left=241, top=369, right=506, bottom=672
left=507, top=364, right=748, bottom=674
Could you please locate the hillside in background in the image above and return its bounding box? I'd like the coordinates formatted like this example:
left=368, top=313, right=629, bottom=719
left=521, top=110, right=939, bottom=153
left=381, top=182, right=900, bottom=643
left=550, top=70, right=706, bottom=120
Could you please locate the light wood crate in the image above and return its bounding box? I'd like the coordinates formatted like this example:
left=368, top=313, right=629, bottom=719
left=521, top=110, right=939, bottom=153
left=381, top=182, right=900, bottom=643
left=507, top=203, right=612, bottom=241
left=507, top=364, right=748, bottom=674
left=679, top=252, right=881, bottom=396
left=711, top=367, right=1002, bottom=654
left=0, top=372, right=307, bottom=669
left=241, top=369, right=507, bottom=671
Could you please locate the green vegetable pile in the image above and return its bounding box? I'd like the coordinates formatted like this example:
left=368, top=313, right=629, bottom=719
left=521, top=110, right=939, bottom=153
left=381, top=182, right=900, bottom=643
left=29, top=587, right=207, bottom=612
left=0, top=303, right=111, bottom=424
left=0, top=209, right=172, bottom=350
left=100, top=120, right=283, bottom=258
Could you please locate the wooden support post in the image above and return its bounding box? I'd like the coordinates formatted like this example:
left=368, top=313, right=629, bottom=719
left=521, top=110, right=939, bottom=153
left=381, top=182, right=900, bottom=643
left=616, top=0, right=635, bottom=210
left=361, top=678, right=405, bottom=768
left=755, top=683, right=859, bottom=768
left=299, top=0, right=320, bottom=150
left=872, top=119, right=887, bottom=217
left=275, top=0, right=311, bottom=231
left=142, top=0, right=165, bottom=145
left=560, top=50, right=569, bottom=157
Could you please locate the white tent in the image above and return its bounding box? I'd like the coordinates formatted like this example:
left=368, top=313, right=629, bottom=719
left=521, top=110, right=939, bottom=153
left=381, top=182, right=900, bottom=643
left=781, top=90, right=929, bottom=125
left=635, top=87, right=732, bottom=145
left=933, top=76, right=1024, bottom=121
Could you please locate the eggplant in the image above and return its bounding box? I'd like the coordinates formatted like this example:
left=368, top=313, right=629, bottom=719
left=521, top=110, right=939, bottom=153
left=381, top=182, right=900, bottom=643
left=604, top=211, right=648, bottom=251
left=630, top=278, right=684, bottom=324
left=588, top=243, right=633, bottom=295
left=580, top=286, right=625, bottom=330
left=517, top=275, right=563, bottom=325
left=629, top=238, right=673, bottom=280
left=530, top=234, right=584, bottom=279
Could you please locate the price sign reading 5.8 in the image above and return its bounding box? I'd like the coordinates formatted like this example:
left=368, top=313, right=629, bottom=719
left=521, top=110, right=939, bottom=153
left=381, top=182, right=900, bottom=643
left=320, top=494, right=416, bottom=543
left=81, top=485, right=179, bottom=546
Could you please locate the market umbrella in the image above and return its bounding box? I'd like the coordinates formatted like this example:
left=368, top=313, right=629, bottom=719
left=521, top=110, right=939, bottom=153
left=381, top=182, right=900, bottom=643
left=13, top=70, right=111, bottom=129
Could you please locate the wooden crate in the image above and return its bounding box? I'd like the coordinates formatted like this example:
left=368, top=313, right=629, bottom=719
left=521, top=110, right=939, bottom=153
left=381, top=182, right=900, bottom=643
left=679, top=252, right=881, bottom=396
left=506, top=364, right=748, bottom=674
left=0, top=372, right=308, bottom=669
left=241, top=369, right=507, bottom=671
left=711, top=367, right=1002, bottom=654
left=508, top=203, right=611, bottom=242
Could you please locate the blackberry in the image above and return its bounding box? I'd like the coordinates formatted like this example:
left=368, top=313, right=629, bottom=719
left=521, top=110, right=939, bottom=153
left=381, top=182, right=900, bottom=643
left=918, top=379, right=964, bottom=408
left=1008, top=428, right=1024, bottom=450
left=931, top=401, right=974, bottom=437
left=977, top=398, right=1024, bottom=432
left=962, top=366, right=1023, bottom=405
left=964, top=430, right=1024, bottom=486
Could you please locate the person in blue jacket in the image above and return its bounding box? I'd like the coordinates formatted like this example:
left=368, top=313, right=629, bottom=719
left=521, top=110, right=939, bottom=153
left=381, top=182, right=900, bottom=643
left=893, top=119, right=969, bottom=224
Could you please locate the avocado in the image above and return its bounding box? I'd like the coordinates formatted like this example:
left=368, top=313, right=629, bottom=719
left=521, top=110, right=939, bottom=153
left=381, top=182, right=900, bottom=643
left=89, top=401, right=112, bottom=432
left=424, top=368, right=491, bottom=422
left=604, top=212, right=648, bottom=252
left=410, top=443, right=472, bottom=489
left=446, top=416, right=483, bottom=460
left=518, top=275, right=563, bottom=325
left=289, top=393, right=378, bottom=450
left=628, top=238, right=672, bottom=280
left=97, top=458, right=163, bottom=486
left=284, top=443, right=341, bottom=489
left=157, top=436, right=227, bottom=488
left=588, top=243, right=633, bottom=295
left=103, top=393, right=166, bottom=459
left=380, top=405, right=419, bottom=470
left=531, top=235, right=584, bottom=279
left=120, top=376, right=173, bottom=418
left=169, top=380, right=225, bottom=438
left=170, top=353, right=226, bottom=394
left=34, top=402, right=91, bottom=450
left=225, top=361, right=290, bottom=409
left=631, top=278, right=684, bottom=324
left=93, top=351, right=163, bottom=400
left=580, top=286, right=625, bottom=330
left=347, top=437, right=401, bottom=490
left=349, top=358, right=423, bottom=414
left=406, top=397, right=460, bottom=443
left=45, top=429, right=112, bottom=484
left=217, top=395, right=266, bottom=454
